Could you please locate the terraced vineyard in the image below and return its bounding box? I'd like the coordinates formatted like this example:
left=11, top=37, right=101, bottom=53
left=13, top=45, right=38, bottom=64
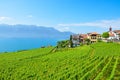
left=0, top=42, right=120, bottom=80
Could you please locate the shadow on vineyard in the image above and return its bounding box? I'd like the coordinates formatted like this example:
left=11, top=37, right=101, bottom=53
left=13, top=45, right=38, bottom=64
left=0, top=42, right=120, bottom=80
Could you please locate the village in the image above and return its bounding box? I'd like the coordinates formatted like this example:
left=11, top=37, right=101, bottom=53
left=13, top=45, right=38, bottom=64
left=71, top=27, right=120, bottom=47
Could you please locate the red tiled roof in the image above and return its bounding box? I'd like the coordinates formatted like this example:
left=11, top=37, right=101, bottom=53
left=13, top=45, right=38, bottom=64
left=80, top=34, right=88, bottom=39
left=113, top=30, right=120, bottom=34
left=88, top=32, right=99, bottom=36
left=91, top=32, right=98, bottom=34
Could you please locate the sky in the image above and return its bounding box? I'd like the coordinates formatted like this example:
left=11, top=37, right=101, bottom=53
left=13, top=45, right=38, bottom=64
left=0, top=0, right=120, bottom=33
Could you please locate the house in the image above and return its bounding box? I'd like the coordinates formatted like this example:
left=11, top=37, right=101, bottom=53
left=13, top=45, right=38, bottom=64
left=71, top=34, right=80, bottom=46
left=70, top=27, right=120, bottom=46
left=71, top=32, right=101, bottom=46
left=79, top=34, right=89, bottom=44
left=108, top=27, right=116, bottom=40
left=71, top=34, right=88, bottom=46
left=87, top=32, right=101, bottom=43
left=108, top=27, right=120, bottom=41
left=113, top=30, right=120, bottom=40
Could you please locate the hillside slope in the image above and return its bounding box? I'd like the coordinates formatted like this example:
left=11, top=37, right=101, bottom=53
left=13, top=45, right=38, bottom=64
left=0, top=42, right=120, bottom=80
left=0, top=24, right=73, bottom=38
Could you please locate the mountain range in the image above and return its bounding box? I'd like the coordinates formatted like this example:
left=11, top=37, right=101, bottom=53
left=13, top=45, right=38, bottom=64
left=0, top=24, right=73, bottom=39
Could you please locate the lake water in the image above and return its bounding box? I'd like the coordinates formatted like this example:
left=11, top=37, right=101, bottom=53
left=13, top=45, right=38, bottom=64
left=0, top=38, right=62, bottom=52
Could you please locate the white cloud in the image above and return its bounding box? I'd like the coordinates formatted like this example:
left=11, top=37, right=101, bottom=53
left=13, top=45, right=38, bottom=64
left=55, top=26, right=70, bottom=32
left=27, top=15, right=33, bottom=18
left=58, top=19, right=120, bottom=28
left=0, top=16, right=11, bottom=21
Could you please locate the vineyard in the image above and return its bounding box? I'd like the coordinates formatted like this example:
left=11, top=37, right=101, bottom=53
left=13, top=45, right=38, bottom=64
left=0, top=42, right=120, bottom=80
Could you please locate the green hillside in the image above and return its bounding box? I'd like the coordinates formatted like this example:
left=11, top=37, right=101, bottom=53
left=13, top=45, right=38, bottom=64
left=0, top=42, right=120, bottom=80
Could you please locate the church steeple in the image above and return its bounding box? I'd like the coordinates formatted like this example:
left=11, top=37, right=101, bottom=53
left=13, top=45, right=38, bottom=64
left=109, top=26, right=112, bottom=31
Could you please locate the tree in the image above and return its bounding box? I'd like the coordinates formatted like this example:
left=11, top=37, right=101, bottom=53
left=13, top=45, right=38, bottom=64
left=85, top=39, right=90, bottom=45
left=70, top=35, right=73, bottom=48
left=57, top=40, right=69, bottom=48
left=102, top=32, right=109, bottom=39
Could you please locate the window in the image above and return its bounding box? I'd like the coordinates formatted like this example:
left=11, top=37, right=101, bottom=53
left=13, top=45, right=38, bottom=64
left=91, top=36, right=96, bottom=39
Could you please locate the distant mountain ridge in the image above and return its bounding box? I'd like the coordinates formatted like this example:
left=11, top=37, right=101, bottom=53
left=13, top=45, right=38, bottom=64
left=0, top=24, right=74, bottom=39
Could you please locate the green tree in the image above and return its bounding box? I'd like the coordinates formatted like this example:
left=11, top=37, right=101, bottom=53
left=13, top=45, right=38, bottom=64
left=70, top=35, right=73, bottom=48
left=85, top=39, right=90, bottom=45
left=102, top=32, right=109, bottom=38
left=57, top=40, right=69, bottom=48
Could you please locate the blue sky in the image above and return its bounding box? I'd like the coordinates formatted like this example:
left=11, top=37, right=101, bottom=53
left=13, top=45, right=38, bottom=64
left=0, top=0, right=120, bottom=33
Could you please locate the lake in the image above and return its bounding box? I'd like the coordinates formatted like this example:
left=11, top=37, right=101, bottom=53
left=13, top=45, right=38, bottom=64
left=0, top=38, right=62, bottom=52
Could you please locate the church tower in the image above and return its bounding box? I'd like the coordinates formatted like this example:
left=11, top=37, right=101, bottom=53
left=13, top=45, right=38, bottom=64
left=109, top=27, right=112, bottom=31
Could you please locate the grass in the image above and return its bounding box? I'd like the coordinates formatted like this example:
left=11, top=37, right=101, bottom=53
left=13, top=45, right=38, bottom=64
left=0, top=42, right=120, bottom=80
